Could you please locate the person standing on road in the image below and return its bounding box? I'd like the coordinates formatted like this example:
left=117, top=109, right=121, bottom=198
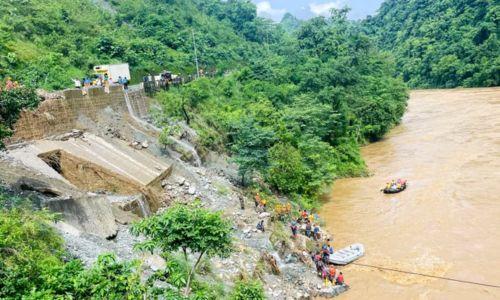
left=123, top=76, right=129, bottom=90
left=73, top=78, right=82, bottom=89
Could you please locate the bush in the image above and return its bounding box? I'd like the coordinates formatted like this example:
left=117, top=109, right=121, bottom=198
left=0, top=193, right=157, bottom=299
left=0, top=86, right=40, bottom=148
left=230, top=278, right=266, bottom=300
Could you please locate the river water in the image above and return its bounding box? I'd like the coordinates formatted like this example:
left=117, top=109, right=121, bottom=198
left=321, top=88, right=500, bottom=299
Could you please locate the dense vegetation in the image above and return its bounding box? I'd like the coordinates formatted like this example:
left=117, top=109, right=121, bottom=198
left=4, top=0, right=498, bottom=297
left=0, top=193, right=148, bottom=299
left=158, top=9, right=408, bottom=206
left=0, top=0, right=275, bottom=89
left=364, top=0, right=499, bottom=88
left=0, top=192, right=261, bottom=299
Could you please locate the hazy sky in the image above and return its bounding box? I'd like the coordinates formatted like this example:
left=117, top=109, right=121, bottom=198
left=252, top=0, right=384, bottom=22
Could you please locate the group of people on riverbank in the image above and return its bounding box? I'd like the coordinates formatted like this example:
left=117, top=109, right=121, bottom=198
left=295, top=210, right=348, bottom=286
left=293, top=210, right=322, bottom=240
left=312, top=254, right=345, bottom=286
left=251, top=193, right=347, bottom=287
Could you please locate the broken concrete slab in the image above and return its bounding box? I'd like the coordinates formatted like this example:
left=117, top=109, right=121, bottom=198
left=46, top=196, right=118, bottom=239
left=14, top=177, right=62, bottom=198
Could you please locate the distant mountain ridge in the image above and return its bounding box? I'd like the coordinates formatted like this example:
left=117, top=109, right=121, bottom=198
left=280, top=13, right=303, bottom=32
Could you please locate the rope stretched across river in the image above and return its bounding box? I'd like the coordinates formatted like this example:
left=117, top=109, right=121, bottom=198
left=351, top=262, right=500, bottom=289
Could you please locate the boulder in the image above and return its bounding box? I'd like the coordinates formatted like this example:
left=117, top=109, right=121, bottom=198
left=176, top=177, right=186, bottom=186
left=317, top=285, right=349, bottom=297
left=143, top=254, right=167, bottom=271
left=110, top=195, right=151, bottom=218
left=259, top=212, right=271, bottom=219
left=285, top=253, right=298, bottom=264
left=111, top=203, right=140, bottom=225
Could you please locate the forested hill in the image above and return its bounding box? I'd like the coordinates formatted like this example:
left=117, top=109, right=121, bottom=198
left=0, top=0, right=277, bottom=89
left=363, top=0, right=499, bottom=88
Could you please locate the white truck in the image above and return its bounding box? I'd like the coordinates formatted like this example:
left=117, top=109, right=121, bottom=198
left=93, top=63, right=130, bottom=83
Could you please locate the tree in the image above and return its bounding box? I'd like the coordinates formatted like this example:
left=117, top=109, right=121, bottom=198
left=363, top=0, right=499, bottom=88
left=267, top=143, right=306, bottom=194
left=158, top=78, right=214, bottom=125
left=130, top=203, right=233, bottom=296
left=231, top=120, right=276, bottom=185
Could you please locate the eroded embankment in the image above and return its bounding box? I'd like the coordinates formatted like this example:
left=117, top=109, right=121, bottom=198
left=1, top=85, right=348, bottom=299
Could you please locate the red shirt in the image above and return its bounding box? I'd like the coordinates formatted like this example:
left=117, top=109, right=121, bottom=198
left=337, top=274, right=344, bottom=283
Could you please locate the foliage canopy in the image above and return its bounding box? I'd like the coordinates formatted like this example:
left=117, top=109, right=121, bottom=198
left=363, top=0, right=499, bottom=87
left=157, top=9, right=408, bottom=202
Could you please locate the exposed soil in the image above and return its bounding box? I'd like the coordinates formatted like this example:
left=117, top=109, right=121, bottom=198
left=38, top=149, right=142, bottom=195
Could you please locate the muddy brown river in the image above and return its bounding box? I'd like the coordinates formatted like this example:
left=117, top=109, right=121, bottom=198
left=321, top=88, right=500, bottom=299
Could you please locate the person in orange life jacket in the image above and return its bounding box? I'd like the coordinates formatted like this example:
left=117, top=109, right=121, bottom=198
left=301, top=209, right=308, bottom=222
left=328, top=265, right=337, bottom=283
left=254, top=193, right=261, bottom=207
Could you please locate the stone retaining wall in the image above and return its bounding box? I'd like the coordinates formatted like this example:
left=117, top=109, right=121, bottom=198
left=7, top=85, right=148, bottom=145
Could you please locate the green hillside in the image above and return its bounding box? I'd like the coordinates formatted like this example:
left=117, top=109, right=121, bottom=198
left=364, top=0, right=499, bottom=88
left=4, top=1, right=498, bottom=298
left=157, top=8, right=408, bottom=205
left=0, top=0, right=275, bottom=89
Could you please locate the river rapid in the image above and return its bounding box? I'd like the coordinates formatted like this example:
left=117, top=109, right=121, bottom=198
left=321, top=88, right=500, bottom=299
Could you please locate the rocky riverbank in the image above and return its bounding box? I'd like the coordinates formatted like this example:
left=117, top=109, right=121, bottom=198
left=0, top=88, right=349, bottom=299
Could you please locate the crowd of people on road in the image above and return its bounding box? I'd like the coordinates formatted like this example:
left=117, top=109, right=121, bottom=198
left=73, top=73, right=129, bottom=95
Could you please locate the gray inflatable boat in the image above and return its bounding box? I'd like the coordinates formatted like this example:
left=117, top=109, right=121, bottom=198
left=329, top=243, right=365, bottom=265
